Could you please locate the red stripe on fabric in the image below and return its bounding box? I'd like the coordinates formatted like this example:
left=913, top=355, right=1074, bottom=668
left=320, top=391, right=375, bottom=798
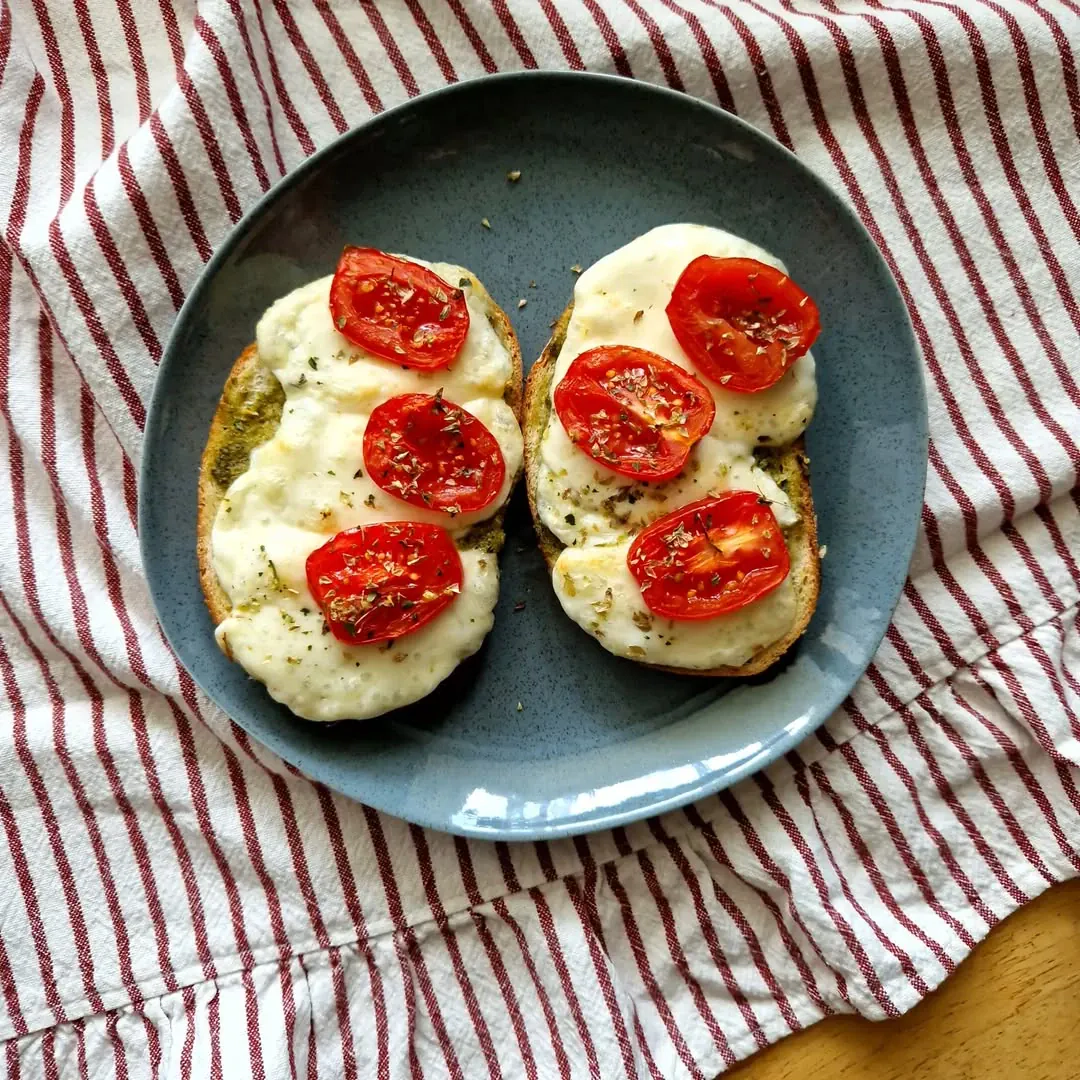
left=455, top=838, right=539, bottom=1080
left=703, top=2, right=792, bottom=142
left=0, top=4, right=13, bottom=85
left=0, top=929, right=26, bottom=1036
left=315, top=786, right=388, bottom=1080
left=654, top=0, right=735, bottom=109
left=314, top=2, right=385, bottom=112
left=410, top=826, right=503, bottom=1080
left=324, top=949, right=355, bottom=1080
left=800, top=761, right=947, bottom=984
left=41, top=1029, right=59, bottom=1080
left=390, top=933, right=424, bottom=1080
left=299, top=955, right=319, bottom=1080
left=444, top=0, right=499, bottom=72
left=224, top=0, right=287, bottom=175
left=712, top=793, right=852, bottom=1008
left=117, top=143, right=188, bottom=308
left=148, top=113, right=214, bottom=261
left=602, top=859, right=707, bottom=1078
left=250, top=0, right=317, bottom=155
left=73, top=0, right=115, bottom=158
left=173, top=74, right=244, bottom=223
left=362, top=809, right=463, bottom=1079
left=4, top=587, right=161, bottom=1002
left=580, top=0, right=633, bottom=75
left=631, top=1011, right=665, bottom=1080
left=647, top=821, right=774, bottom=1044
left=491, top=1, right=539, bottom=67
left=207, top=983, right=223, bottom=1080
left=156, top=0, right=187, bottom=78
left=537, top=0, right=585, bottom=68
left=750, top=776, right=901, bottom=1015
left=195, top=16, right=272, bottom=189
left=83, top=178, right=163, bottom=357
left=4, top=1038, right=18, bottom=1080
left=271, top=0, right=349, bottom=132
left=403, top=0, right=458, bottom=83
left=619, top=0, right=685, bottom=88
left=74, top=1018, right=90, bottom=1080
left=113, top=0, right=151, bottom=122
left=820, top=728, right=977, bottom=950
left=528, top=885, right=602, bottom=1079
left=179, top=981, right=197, bottom=1079
left=239, top=969, right=267, bottom=1080
left=358, top=0, right=420, bottom=97
left=106, top=1010, right=133, bottom=1080
left=490, top=894, right=574, bottom=1079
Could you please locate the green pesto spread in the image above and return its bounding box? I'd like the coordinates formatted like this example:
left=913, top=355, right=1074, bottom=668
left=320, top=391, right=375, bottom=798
left=209, top=364, right=285, bottom=491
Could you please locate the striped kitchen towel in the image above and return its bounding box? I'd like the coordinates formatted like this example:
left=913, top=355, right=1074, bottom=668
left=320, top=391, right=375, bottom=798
left=0, top=1, right=1077, bottom=1076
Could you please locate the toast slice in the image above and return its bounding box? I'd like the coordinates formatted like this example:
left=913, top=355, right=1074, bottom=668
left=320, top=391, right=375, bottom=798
left=198, top=272, right=523, bottom=635
left=523, top=302, right=819, bottom=677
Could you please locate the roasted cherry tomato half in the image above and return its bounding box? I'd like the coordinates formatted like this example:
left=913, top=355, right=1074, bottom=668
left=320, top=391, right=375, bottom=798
left=626, top=491, right=789, bottom=619
left=363, top=392, right=505, bottom=516
left=329, top=247, right=469, bottom=370
left=666, top=256, right=820, bottom=393
left=553, top=345, right=716, bottom=482
left=305, top=521, right=463, bottom=644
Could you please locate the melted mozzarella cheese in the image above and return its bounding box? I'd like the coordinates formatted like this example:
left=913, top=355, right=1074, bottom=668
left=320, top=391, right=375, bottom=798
left=536, top=224, right=816, bottom=667
left=211, top=263, right=522, bottom=721
left=553, top=547, right=798, bottom=669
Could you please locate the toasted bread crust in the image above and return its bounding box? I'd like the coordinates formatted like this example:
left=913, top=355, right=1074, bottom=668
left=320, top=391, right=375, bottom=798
left=197, top=273, right=524, bottom=635
left=522, top=302, right=820, bottom=677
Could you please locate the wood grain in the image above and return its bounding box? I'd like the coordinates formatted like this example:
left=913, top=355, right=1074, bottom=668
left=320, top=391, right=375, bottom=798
left=728, top=878, right=1080, bottom=1080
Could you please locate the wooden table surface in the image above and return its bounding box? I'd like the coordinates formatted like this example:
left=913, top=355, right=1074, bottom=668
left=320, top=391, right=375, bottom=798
left=728, top=878, right=1080, bottom=1080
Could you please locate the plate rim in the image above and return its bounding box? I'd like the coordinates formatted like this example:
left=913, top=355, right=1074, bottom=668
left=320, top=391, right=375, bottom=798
left=140, top=70, right=929, bottom=839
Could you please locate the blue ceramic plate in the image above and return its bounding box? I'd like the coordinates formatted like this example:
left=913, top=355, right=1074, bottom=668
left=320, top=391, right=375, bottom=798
left=141, top=72, right=927, bottom=840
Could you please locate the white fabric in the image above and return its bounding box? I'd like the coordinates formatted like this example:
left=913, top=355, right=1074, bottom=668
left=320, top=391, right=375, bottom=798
left=0, top=1, right=1078, bottom=1076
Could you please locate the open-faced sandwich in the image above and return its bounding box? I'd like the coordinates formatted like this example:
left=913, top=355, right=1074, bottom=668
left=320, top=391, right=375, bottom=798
left=198, top=247, right=523, bottom=721
left=523, top=223, right=820, bottom=676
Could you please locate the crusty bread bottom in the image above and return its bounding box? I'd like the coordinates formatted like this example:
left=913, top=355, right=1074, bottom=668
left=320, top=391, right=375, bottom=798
left=522, top=303, right=820, bottom=677
left=197, top=272, right=524, bottom=636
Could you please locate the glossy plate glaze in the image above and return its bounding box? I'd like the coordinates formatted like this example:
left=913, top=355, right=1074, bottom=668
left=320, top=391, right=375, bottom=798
left=141, top=73, right=927, bottom=840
